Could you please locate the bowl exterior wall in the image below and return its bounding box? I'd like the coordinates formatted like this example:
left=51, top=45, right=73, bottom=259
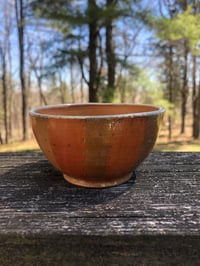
left=30, top=112, right=163, bottom=187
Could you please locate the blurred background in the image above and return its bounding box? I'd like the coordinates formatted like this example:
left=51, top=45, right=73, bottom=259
left=0, top=0, right=200, bottom=152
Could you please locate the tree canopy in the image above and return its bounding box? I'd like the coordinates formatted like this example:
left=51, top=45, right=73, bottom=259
left=0, top=0, right=200, bottom=142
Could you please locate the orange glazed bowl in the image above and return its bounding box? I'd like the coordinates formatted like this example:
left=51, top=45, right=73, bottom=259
left=29, top=103, right=164, bottom=188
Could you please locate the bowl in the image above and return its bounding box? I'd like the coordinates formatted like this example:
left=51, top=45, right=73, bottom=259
left=29, top=103, right=164, bottom=188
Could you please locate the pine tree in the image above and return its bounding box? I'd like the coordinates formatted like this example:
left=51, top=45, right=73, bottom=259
left=152, top=3, right=200, bottom=137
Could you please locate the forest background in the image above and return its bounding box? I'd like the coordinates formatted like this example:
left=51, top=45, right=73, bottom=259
left=0, top=0, right=200, bottom=152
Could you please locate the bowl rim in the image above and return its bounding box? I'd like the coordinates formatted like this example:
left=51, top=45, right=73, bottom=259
left=29, top=103, right=165, bottom=119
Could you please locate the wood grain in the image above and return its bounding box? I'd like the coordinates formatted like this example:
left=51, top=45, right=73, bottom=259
left=0, top=152, right=199, bottom=265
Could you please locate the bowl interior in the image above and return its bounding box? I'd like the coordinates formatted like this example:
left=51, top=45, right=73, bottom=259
left=33, top=104, right=161, bottom=117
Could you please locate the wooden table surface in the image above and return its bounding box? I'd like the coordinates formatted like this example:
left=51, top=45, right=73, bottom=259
left=0, top=151, right=199, bottom=265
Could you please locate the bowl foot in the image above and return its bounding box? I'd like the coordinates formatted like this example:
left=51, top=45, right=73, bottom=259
left=63, top=172, right=133, bottom=188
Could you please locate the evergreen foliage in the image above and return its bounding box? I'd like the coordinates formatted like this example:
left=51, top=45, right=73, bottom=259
left=0, top=0, right=199, bottom=141
left=153, top=5, right=200, bottom=54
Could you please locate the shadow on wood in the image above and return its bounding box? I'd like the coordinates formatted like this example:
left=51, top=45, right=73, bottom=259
left=0, top=156, right=136, bottom=212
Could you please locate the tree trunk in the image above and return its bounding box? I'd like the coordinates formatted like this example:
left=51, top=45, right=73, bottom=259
left=1, top=52, right=8, bottom=144
left=88, top=0, right=98, bottom=102
left=58, top=71, right=67, bottom=104
left=6, top=7, right=13, bottom=140
left=15, top=0, right=28, bottom=141
left=193, top=80, right=200, bottom=139
left=38, top=76, right=48, bottom=105
left=104, top=0, right=116, bottom=102
left=168, top=44, right=173, bottom=140
left=80, top=76, right=84, bottom=103
left=0, top=131, right=3, bottom=144
left=198, top=84, right=200, bottom=137
left=8, top=47, right=13, bottom=140
left=180, top=41, right=188, bottom=134
left=70, top=59, right=75, bottom=103
left=1, top=0, right=13, bottom=144
left=30, top=61, right=47, bottom=106
left=192, top=2, right=200, bottom=139
left=119, top=79, right=126, bottom=103
left=192, top=55, right=199, bottom=138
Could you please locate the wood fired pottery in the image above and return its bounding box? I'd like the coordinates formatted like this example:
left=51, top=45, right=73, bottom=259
left=29, top=103, right=165, bottom=188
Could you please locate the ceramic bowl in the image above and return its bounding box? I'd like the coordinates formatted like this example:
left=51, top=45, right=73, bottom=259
left=29, top=103, right=164, bottom=188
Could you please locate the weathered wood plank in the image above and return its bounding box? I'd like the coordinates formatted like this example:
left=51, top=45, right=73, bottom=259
left=0, top=235, right=199, bottom=266
left=0, top=151, right=200, bottom=265
left=0, top=152, right=199, bottom=236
